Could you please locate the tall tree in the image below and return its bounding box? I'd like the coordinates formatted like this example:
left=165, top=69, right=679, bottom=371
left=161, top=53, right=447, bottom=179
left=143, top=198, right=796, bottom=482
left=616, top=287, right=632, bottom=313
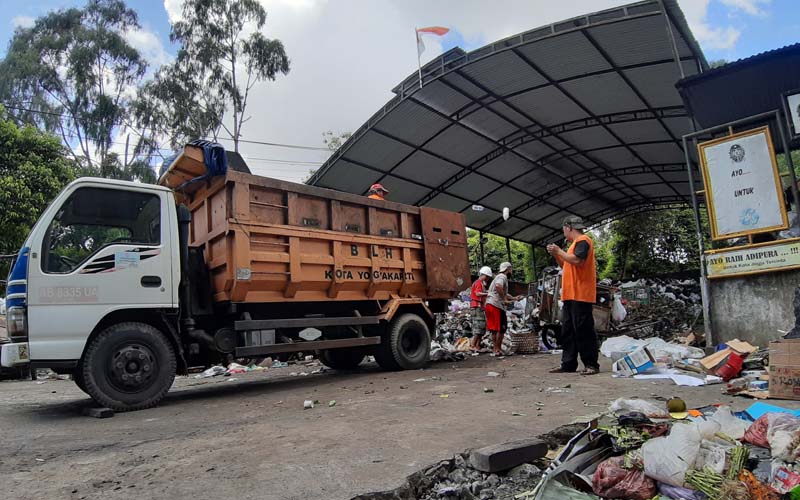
left=0, top=106, right=76, bottom=289
left=0, top=0, right=148, bottom=169
left=136, top=0, right=290, bottom=152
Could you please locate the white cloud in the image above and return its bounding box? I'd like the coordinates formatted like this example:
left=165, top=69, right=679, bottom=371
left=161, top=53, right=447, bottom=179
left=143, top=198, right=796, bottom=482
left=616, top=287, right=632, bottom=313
left=11, top=15, right=34, bottom=29
left=720, top=0, right=771, bottom=17
left=126, top=28, right=172, bottom=69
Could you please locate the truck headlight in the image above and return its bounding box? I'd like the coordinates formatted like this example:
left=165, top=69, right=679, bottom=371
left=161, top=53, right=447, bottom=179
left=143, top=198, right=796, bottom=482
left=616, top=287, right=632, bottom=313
left=7, top=306, right=27, bottom=337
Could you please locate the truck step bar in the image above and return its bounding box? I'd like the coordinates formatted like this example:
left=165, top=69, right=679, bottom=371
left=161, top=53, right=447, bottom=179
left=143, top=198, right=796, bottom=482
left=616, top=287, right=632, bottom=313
left=234, top=316, right=380, bottom=331
left=234, top=336, right=381, bottom=357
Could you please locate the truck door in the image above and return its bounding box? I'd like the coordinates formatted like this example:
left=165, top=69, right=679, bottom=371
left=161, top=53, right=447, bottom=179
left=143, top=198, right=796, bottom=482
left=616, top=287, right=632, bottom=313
left=419, top=207, right=471, bottom=296
left=26, top=184, right=174, bottom=361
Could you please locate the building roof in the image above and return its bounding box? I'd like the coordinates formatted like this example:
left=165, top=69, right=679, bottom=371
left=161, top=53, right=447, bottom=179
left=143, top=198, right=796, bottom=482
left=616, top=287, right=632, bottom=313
left=308, top=0, right=707, bottom=245
left=677, top=43, right=800, bottom=134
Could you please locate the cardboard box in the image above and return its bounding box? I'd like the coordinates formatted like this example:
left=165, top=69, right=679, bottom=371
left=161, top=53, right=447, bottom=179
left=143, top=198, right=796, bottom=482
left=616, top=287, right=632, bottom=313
left=612, top=347, right=655, bottom=376
left=769, top=339, right=800, bottom=401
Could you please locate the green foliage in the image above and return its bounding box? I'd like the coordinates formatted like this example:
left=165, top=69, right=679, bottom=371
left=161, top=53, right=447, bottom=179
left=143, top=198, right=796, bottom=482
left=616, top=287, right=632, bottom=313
left=135, top=0, right=290, bottom=151
left=467, top=230, right=536, bottom=283
left=322, top=131, right=353, bottom=152
left=0, top=108, right=75, bottom=286
left=708, top=59, right=729, bottom=69
left=0, top=0, right=148, bottom=168
left=593, top=208, right=706, bottom=279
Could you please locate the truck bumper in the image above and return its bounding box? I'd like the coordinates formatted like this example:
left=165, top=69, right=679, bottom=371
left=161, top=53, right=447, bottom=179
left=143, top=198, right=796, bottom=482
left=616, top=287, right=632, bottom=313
left=1, top=342, right=30, bottom=367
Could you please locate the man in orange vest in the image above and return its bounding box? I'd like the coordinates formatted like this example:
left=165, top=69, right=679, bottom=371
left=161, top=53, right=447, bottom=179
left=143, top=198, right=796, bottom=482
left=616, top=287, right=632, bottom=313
left=367, top=183, right=389, bottom=200
left=545, top=216, right=599, bottom=375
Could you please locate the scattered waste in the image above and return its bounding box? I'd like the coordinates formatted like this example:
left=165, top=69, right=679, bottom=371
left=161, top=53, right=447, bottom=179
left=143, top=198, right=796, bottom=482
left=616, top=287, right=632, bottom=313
left=194, top=365, right=226, bottom=378
left=303, top=400, right=314, bottom=409
left=328, top=400, right=336, bottom=407
left=487, top=371, right=501, bottom=378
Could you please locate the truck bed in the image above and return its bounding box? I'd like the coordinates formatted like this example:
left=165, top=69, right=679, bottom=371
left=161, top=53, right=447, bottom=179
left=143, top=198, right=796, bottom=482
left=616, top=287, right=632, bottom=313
left=160, top=145, right=470, bottom=304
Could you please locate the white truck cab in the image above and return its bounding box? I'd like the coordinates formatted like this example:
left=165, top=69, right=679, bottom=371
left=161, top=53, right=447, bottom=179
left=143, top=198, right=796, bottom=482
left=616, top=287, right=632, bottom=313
left=2, top=177, right=181, bottom=407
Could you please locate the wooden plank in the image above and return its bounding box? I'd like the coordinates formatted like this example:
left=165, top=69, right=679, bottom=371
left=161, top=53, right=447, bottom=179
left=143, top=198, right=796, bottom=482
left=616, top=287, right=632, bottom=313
left=328, top=240, right=342, bottom=298
left=229, top=219, right=424, bottom=248
left=226, top=169, right=420, bottom=215
left=235, top=336, right=380, bottom=357
left=284, top=236, right=301, bottom=298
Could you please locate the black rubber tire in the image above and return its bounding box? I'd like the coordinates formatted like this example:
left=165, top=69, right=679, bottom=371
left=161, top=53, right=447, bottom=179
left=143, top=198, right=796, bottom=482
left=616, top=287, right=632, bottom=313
left=81, top=322, right=176, bottom=412
left=317, top=348, right=365, bottom=370
left=374, top=314, right=431, bottom=371
left=542, top=326, right=561, bottom=350
left=73, top=368, right=89, bottom=396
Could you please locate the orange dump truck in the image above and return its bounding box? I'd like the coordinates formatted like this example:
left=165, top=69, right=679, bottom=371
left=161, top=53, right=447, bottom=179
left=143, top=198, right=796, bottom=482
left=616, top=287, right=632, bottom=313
left=1, top=142, right=470, bottom=410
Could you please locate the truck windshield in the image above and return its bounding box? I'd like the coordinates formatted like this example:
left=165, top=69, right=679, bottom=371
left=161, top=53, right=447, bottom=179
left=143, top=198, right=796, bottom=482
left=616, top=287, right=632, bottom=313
left=41, top=187, right=161, bottom=274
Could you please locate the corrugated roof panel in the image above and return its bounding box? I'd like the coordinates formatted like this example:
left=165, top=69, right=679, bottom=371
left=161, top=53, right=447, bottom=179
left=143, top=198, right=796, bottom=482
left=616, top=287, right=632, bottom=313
left=607, top=119, right=671, bottom=143
left=440, top=72, right=487, bottom=99
left=662, top=116, right=695, bottom=141
left=634, top=184, right=676, bottom=198
left=493, top=217, right=531, bottom=237
left=514, top=225, right=550, bottom=243
left=315, top=160, right=382, bottom=192
left=381, top=175, right=437, bottom=205
left=586, top=146, right=641, bottom=168
left=448, top=173, right=502, bottom=200
left=507, top=85, right=589, bottom=126
left=586, top=14, right=675, bottom=67
left=487, top=101, right=534, bottom=128
left=425, top=124, right=497, bottom=165
left=413, top=80, right=474, bottom=116
left=373, top=100, right=451, bottom=146
left=476, top=152, right=535, bottom=182
left=515, top=30, right=610, bottom=81
left=344, top=130, right=415, bottom=171
left=621, top=172, right=662, bottom=186
left=480, top=186, right=532, bottom=211
left=460, top=50, right=548, bottom=96
left=459, top=107, right=518, bottom=141
left=561, top=72, right=645, bottom=115
left=391, top=150, right=463, bottom=188
left=559, top=125, right=618, bottom=151
left=515, top=169, right=568, bottom=196
left=425, top=193, right=469, bottom=212
left=623, top=62, right=695, bottom=108
left=630, top=142, right=685, bottom=165
left=464, top=206, right=503, bottom=228
left=515, top=140, right=557, bottom=162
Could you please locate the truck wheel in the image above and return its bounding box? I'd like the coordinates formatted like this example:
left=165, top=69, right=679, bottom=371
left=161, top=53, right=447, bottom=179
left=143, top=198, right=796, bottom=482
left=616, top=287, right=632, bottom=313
left=375, top=314, right=430, bottom=371
left=317, top=349, right=365, bottom=370
left=73, top=369, right=89, bottom=396
left=81, top=322, right=176, bottom=412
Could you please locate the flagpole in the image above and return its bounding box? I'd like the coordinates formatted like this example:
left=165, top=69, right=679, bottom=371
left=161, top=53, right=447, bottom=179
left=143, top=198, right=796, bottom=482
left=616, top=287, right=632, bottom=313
left=415, top=27, right=423, bottom=89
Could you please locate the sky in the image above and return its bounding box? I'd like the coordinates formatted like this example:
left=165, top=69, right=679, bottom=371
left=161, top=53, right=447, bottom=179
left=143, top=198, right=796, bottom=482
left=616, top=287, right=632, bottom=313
left=0, top=0, right=798, bottom=182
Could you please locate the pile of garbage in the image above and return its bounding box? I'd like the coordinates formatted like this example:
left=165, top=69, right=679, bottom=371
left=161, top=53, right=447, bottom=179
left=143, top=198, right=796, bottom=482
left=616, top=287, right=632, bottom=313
left=616, top=278, right=703, bottom=338
left=534, top=399, right=800, bottom=499
left=600, top=335, right=773, bottom=395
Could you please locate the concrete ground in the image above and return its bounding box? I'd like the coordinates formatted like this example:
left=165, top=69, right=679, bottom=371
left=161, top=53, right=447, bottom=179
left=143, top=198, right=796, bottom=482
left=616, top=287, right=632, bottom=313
left=2, top=353, right=798, bottom=500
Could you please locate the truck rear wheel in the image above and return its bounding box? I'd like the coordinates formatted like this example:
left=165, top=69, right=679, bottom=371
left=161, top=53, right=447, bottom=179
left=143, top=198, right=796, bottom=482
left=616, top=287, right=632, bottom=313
left=81, top=322, right=176, bottom=412
left=375, top=313, right=430, bottom=371
left=317, top=348, right=365, bottom=370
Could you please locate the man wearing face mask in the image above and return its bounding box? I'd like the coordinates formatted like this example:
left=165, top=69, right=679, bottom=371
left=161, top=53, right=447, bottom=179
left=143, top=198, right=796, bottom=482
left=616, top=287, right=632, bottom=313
left=546, top=216, right=599, bottom=375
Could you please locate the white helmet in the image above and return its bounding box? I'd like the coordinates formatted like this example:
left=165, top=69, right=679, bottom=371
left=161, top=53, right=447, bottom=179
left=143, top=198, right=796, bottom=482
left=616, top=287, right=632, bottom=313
left=479, top=266, right=493, bottom=277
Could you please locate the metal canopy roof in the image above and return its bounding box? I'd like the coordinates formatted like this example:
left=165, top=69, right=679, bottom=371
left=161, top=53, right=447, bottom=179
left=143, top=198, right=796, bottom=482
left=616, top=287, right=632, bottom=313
left=308, top=0, right=708, bottom=245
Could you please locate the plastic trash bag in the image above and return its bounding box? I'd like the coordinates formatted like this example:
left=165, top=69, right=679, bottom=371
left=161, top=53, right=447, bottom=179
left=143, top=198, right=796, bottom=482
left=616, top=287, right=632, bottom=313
left=768, top=414, right=800, bottom=462
left=658, top=482, right=707, bottom=500
left=642, top=422, right=702, bottom=487
left=708, top=405, right=750, bottom=440
left=611, top=293, right=627, bottom=322
left=610, top=398, right=670, bottom=418
left=694, top=439, right=730, bottom=474
left=592, top=455, right=656, bottom=500
left=743, top=413, right=798, bottom=449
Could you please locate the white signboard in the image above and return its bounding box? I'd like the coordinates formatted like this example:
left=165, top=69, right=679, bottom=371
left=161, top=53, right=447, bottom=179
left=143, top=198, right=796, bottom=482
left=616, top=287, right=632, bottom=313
left=785, top=90, right=800, bottom=137
left=698, top=127, right=788, bottom=240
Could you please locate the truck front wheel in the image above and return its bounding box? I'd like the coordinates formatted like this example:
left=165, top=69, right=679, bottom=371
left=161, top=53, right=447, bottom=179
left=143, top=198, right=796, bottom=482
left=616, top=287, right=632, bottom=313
left=374, top=314, right=431, bottom=371
left=317, top=348, right=365, bottom=370
left=81, top=322, right=176, bottom=412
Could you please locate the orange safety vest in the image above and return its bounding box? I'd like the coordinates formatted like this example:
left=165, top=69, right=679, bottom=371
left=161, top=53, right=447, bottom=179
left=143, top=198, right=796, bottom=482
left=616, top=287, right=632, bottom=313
left=368, top=194, right=384, bottom=200
left=561, top=234, right=596, bottom=303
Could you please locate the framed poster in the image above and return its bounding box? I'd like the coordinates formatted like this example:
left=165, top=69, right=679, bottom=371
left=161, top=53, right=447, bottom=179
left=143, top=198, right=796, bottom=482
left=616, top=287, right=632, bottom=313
left=698, top=126, right=788, bottom=240
left=783, top=89, right=800, bottom=138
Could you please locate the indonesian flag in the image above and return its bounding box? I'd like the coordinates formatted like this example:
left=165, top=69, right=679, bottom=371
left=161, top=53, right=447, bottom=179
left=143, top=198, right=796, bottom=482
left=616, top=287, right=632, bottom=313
left=416, top=26, right=450, bottom=56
